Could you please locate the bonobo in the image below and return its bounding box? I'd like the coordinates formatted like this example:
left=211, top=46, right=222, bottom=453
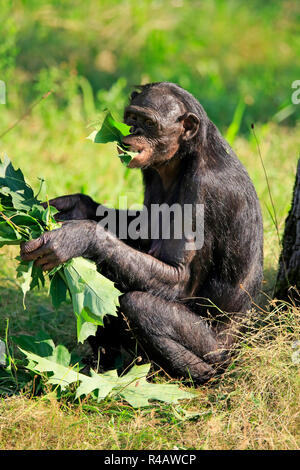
left=20, top=82, right=263, bottom=383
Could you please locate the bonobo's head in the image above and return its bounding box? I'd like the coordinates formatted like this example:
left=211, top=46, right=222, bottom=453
left=122, top=82, right=208, bottom=168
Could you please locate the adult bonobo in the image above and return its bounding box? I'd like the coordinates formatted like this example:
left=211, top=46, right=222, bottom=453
left=21, top=82, right=263, bottom=383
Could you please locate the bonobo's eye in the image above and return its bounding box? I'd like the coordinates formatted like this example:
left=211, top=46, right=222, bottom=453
left=145, top=118, right=155, bottom=128
left=130, top=91, right=139, bottom=100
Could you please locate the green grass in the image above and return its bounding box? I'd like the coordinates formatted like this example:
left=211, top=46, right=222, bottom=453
left=1, top=0, right=300, bottom=131
left=0, top=107, right=299, bottom=450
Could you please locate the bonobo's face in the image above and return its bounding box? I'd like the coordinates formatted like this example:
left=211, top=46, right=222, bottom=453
left=122, top=88, right=199, bottom=168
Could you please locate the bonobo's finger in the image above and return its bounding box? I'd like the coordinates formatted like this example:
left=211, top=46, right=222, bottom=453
left=42, top=262, right=57, bottom=272
left=34, top=254, right=56, bottom=268
left=34, top=254, right=58, bottom=272
left=21, top=242, right=52, bottom=261
left=20, top=236, right=44, bottom=256
left=54, top=211, right=74, bottom=222
left=42, top=195, right=78, bottom=212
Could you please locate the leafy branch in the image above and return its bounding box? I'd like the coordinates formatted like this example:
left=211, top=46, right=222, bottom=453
left=0, top=155, right=120, bottom=342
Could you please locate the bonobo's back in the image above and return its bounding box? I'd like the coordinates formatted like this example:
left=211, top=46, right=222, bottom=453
left=134, top=82, right=263, bottom=315
left=190, top=120, right=264, bottom=314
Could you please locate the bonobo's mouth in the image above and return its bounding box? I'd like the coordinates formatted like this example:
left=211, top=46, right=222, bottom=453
left=119, top=138, right=149, bottom=159
left=122, top=138, right=144, bottom=153
left=130, top=147, right=145, bottom=158
left=117, top=145, right=145, bottom=157
left=120, top=136, right=153, bottom=167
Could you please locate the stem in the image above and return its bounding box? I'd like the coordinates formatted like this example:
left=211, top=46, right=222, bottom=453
left=0, top=211, right=29, bottom=238
left=251, top=124, right=281, bottom=247
left=0, top=91, right=53, bottom=140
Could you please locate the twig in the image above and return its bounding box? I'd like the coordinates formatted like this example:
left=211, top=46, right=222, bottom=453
left=0, top=90, right=53, bottom=140
left=251, top=123, right=290, bottom=298
left=251, top=123, right=281, bottom=247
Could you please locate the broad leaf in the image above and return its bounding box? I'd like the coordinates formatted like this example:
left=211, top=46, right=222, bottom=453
left=88, top=112, right=138, bottom=166
left=112, top=364, right=195, bottom=407
left=0, top=220, right=22, bottom=246
left=117, top=149, right=138, bottom=166
left=12, top=331, right=55, bottom=358
left=19, top=339, right=195, bottom=407
left=63, top=257, right=120, bottom=343
left=93, top=112, right=130, bottom=145
left=49, top=270, right=68, bottom=309
left=0, top=155, right=38, bottom=210
left=16, top=257, right=45, bottom=307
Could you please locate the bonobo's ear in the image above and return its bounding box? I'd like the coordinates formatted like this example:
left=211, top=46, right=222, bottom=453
left=182, top=113, right=200, bottom=140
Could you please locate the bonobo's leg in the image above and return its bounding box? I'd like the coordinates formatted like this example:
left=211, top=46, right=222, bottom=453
left=119, top=291, right=237, bottom=383
left=88, top=313, right=138, bottom=371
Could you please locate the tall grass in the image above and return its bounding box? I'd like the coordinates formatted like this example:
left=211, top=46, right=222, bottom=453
left=0, top=302, right=299, bottom=450
left=1, top=0, right=299, bottom=131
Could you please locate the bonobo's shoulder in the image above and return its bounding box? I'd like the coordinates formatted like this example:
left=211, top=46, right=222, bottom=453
left=190, top=142, right=259, bottom=207
left=197, top=142, right=253, bottom=186
left=205, top=121, right=251, bottom=178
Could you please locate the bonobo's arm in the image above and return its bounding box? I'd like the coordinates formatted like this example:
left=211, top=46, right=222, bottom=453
left=44, top=194, right=99, bottom=221
left=87, top=223, right=192, bottom=298
left=45, top=194, right=144, bottom=248
left=20, top=220, right=193, bottom=300
left=94, top=204, right=146, bottom=249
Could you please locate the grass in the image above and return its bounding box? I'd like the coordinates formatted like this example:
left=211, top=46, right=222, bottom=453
left=0, top=106, right=299, bottom=450
left=0, top=307, right=299, bottom=450
left=1, top=0, right=300, bottom=130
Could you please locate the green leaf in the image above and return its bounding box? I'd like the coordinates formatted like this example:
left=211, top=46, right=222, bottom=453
left=30, top=263, right=45, bottom=290
left=76, top=314, right=98, bottom=344
left=16, top=260, right=34, bottom=308
left=51, top=344, right=71, bottom=367
left=42, top=205, right=60, bottom=230
left=117, top=150, right=136, bottom=166
left=49, top=270, right=68, bottom=309
left=0, top=155, right=38, bottom=210
left=63, top=257, right=120, bottom=343
left=88, top=112, right=137, bottom=166
left=12, top=331, right=55, bottom=358
left=19, top=338, right=195, bottom=407
left=0, top=221, right=22, bottom=246
left=93, top=112, right=130, bottom=145
left=75, top=368, right=118, bottom=401
left=0, top=157, right=122, bottom=346
left=112, top=364, right=196, bottom=407
left=16, top=257, right=45, bottom=307
left=10, top=213, right=44, bottom=238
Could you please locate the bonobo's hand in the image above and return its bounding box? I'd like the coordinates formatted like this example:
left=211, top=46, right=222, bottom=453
left=20, top=220, right=96, bottom=271
left=44, top=194, right=98, bottom=221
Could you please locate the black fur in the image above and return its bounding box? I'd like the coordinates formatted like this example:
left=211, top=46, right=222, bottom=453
left=21, top=82, right=263, bottom=383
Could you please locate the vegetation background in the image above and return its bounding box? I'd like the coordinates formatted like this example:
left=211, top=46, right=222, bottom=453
left=0, top=0, right=299, bottom=450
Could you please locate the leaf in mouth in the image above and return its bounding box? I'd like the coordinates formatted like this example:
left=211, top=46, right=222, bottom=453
left=87, top=112, right=139, bottom=165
